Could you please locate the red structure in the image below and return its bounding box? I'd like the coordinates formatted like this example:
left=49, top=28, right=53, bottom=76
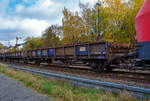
left=135, top=0, right=150, bottom=42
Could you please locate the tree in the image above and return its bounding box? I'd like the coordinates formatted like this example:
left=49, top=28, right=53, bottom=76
left=24, top=37, right=42, bottom=50
left=22, top=0, right=145, bottom=49
left=123, top=0, right=144, bottom=43
left=79, top=3, right=98, bottom=42
left=42, top=25, right=61, bottom=48
left=62, top=7, right=87, bottom=45
left=94, top=0, right=144, bottom=43
left=0, top=42, right=4, bottom=49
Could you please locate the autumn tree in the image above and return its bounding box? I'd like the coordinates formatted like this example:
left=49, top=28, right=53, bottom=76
left=24, top=37, right=42, bottom=50
left=96, top=0, right=144, bottom=43
left=123, top=0, right=144, bottom=43
left=62, top=7, right=87, bottom=45
left=79, top=3, right=98, bottom=42
left=22, top=0, right=145, bottom=49
left=0, top=42, right=4, bottom=49
left=42, top=25, right=61, bottom=48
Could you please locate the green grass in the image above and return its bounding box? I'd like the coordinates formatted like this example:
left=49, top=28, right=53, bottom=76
left=0, top=63, right=141, bottom=101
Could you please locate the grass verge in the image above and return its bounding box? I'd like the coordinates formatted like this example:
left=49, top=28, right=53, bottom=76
left=0, top=63, right=140, bottom=101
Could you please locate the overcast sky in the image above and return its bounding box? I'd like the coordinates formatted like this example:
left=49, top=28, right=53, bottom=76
left=0, top=0, right=97, bottom=45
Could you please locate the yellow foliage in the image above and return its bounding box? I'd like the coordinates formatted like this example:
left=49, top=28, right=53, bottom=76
left=97, top=0, right=144, bottom=43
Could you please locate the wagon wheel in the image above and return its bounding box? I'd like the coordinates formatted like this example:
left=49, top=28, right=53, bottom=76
left=24, top=59, right=28, bottom=64
left=9, top=59, right=12, bottom=62
left=105, top=66, right=114, bottom=72
left=97, top=62, right=105, bottom=73
left=35, top=60, right=41, bottom=66
left=89, top=61, right=104, bottom=73
left=47, top=59, right=52, bottom=64
left=89, top=61, right=98, bottom=72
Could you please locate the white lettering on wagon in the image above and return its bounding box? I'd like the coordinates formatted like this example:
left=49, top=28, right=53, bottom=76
left=80, top=47, right=86, bottom=52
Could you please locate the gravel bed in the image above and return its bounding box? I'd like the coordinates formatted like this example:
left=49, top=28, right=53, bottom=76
left=3, top=62, right=150, bottom=89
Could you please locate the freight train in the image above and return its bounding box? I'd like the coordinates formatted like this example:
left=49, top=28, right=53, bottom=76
left=0, top=42, right=131, bottom=72
left=0, top=0, right=150, bottom=72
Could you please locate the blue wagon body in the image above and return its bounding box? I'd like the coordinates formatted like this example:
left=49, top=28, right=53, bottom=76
left=76, top=45, right=88, bottom=55
left=137, top=42, right=150, bottom=60
left=27, top=42, right=109, bottom=61
left=48, top=49, right=55, bottom=57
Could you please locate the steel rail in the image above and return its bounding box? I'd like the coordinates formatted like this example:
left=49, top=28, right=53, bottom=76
left=4, top=61, right=150, bottom=82
left=4, top=61, right=150, bottom=76
left=5, top=64, right=150, bottom=100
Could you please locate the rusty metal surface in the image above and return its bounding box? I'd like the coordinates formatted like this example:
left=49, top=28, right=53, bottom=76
left=65, top=46, right=74, bottom=56
left=111, top=43, right=130, bottom=49
left=2, top=42, right=132, bottom=62
left=90, top=43, right=106, bottom=55
left=109, top=43, right=131, bottom=53
left=56, top=48, right=64, bottom=56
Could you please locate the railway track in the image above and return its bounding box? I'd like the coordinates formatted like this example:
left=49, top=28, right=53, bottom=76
left=2, top=63, right=150, bottom=100
left=1, top=61, right=150, bottom=88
